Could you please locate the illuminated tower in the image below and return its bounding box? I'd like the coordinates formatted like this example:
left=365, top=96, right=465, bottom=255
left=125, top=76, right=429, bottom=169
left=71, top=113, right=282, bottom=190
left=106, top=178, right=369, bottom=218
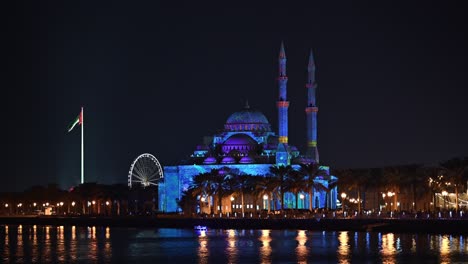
left=305, top=49, right=319, bottom=163
left=276, top=42, right=290, bottom=165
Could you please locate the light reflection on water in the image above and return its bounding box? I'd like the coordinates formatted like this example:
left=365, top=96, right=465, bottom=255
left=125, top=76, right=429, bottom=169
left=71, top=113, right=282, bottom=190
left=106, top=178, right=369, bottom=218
left=296, top=230, right=308, bottom=263
left=226, top=229, right=238, bottom=263
left=337, top=231, right=350, bottom=264
left=197, top=229, right=209, bottom=264
left=0, top=225, right=467, bottom=263
left=380, top=233, right=396, bottom=264
left=259, top=229, right=271, bottom=263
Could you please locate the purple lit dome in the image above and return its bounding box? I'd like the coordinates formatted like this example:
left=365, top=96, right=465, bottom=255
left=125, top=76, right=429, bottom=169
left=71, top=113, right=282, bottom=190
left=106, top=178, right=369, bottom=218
left=222, top=134, right=257, bottom=154
left=224, top=105, right=271, bottom=132
left=239, top=156, right=255, bottom=164
left=221, top=156, right=236, bottom=164
left=203, top=156, right=217, bottom=164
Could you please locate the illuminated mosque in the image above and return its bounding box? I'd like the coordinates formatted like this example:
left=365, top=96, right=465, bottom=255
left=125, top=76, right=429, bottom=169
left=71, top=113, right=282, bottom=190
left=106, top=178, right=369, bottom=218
left=159, top=43, right=337, bottom=212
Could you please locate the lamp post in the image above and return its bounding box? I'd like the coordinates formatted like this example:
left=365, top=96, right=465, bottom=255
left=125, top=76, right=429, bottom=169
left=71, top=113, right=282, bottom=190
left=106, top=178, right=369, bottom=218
left=299, top=194, right=305, bottom=209
left=381, top=193, right=386, bottom=211
left=387, top=192, right=394, bottom=211
left=341, top=193, right=347, bottom=209
left=442, top=190, right=448, bottom=210
left=230, top=196, right=235, bottom=215
left=106, top=201, right=110, bottom=216
left=263, top=194, right=268, bottom=210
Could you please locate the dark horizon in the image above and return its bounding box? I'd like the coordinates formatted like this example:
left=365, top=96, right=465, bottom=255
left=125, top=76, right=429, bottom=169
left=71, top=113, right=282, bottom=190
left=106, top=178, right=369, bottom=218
left=5, top=2, right=468, bottom=191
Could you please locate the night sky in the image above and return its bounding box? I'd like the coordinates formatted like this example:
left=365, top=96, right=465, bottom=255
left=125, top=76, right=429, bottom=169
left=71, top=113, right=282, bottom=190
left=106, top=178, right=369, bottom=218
left=5, top=2, right=468, bottom=191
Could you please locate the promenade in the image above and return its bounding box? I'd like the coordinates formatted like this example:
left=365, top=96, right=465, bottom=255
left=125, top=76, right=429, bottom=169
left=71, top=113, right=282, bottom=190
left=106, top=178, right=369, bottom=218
left=1, top=214, right=467, bottom=235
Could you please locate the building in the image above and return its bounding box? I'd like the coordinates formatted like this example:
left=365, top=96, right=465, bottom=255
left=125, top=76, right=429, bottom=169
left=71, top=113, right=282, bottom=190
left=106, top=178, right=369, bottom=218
left=159, top=43, right=337, bottom=213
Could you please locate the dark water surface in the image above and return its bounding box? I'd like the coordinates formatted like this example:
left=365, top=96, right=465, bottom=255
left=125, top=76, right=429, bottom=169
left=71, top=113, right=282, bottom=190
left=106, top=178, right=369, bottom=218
left=0, top=225, right=467, bottom=263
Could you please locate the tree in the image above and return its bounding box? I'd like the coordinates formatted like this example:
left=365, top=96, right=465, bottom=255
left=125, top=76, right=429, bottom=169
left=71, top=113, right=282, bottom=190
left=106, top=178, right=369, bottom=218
left=440, top=158, right=468, bottom=212
left=190, top=172, right=213, bottom=214
left=383, top=167, right=402, bottom=211
left=400, top=164, right=425, bottom=211
left=107, top=184, right=129, bottom=216
left=226, top=173, right=251, bottom=215
left=206, top=169, right=224, bottom=214
left=285, top=169, right=306, bottom=209
left=301, top=163, right=328, bottom=211
left=254, top=175, right=277, bottom=213
left=269, top=165, right=292, bottom=213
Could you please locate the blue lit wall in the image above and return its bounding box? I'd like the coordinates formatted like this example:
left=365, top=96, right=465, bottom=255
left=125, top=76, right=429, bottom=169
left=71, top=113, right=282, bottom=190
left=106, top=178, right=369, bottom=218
left=159, top=164, right=337, bottom=212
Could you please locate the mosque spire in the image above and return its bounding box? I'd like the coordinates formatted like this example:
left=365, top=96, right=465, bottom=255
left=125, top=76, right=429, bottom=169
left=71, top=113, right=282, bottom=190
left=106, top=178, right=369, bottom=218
left=308, top=49, right=316, bottom=85
left=278, top=41, right=287, bottom=77
left=305, top=48, right=319, bottom=163
left=276, top=41, right=290, bottom=166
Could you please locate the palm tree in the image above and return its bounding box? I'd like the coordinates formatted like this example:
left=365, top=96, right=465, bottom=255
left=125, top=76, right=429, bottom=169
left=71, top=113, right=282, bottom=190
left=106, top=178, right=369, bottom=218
left=440, top=158, right=468, bottom=212
left=249, top=176, right=264, bottom=214
left=323, top=179, right=338, bottom=210
left=255, top=175, right=277, bottom=213
left=301, top=163, right=328, bottom=211
left=190, top=172, right=213, bottom=214
left=383, top=166, right=404, bottom=211
left=208, top=169, right=229, bottom=214
left=353, top=169, right=372, bottom=213
left=400, top=164, right=425, bottom=211
left=285, top=169, right=307, bottom=209
left=227, top=174, right=251, bottom=215
left=423, top=165, right=445, bottom=211
left=107, top=184, right=128, bottom=216
left=73, top=182, right=101, bottom=214
left=269, top=165, right=292, bottom=213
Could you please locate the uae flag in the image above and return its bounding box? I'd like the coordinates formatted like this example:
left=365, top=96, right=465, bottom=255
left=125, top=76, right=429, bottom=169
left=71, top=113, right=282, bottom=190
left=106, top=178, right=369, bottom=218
left=68, top=108, right=83, bottom=132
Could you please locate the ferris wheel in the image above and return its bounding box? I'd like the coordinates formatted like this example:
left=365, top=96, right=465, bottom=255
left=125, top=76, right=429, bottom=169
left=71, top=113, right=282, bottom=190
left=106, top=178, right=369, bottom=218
left=128, top=153, right=164, bottom=188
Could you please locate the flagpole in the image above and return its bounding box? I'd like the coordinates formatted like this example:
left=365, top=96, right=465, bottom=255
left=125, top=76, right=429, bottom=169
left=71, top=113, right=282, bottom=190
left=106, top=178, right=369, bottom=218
left=81, top=106, right=84, bottom=184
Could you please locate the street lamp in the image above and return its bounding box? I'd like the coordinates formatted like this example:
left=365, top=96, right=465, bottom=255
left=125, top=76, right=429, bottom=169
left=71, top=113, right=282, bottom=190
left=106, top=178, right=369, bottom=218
left=263, top=194, right=268, bottom=210
left=442, top=190, right=448, bottom=210
left=341, top=193, right=347, bottom=218
left=387, top=192, right=395, bottom=211
left=341, top=192, right=347, bottom=209
left=299, top=193, right=305, bottom=209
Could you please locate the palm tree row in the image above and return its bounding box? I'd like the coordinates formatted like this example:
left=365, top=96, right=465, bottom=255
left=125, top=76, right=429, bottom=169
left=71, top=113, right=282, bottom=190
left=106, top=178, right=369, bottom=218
left=334, top=157, right=468, bottom=212
left=180, top=164, right=331, bottom=215
left=0, top=183, right=157, bottom=216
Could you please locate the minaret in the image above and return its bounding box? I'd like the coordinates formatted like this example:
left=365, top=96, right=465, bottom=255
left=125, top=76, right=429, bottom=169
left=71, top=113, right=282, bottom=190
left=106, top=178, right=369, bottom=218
left=305, top=49, right=319, bottom=163
left=276, top=42, right=290, bottom=165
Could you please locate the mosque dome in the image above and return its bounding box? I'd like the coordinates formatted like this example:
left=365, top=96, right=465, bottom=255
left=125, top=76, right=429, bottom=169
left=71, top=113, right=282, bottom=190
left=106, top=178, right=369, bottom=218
left=222, top=134, right=257, bottom=154
left=221, top=156, right=236, bottom=164
left=203, top=156, right=217, bottom=164
left=239, top=156, right=255, bottom=164
left=224, top=104, right=271, bottom=132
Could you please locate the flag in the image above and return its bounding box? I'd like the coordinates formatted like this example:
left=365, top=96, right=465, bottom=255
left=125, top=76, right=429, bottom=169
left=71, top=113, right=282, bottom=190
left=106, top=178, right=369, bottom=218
left=67, top=108, right=83, bottom=132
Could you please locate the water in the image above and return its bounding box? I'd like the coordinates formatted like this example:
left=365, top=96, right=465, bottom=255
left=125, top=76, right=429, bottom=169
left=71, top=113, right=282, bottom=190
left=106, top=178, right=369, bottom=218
left=0, top=225, right=467, bottom=263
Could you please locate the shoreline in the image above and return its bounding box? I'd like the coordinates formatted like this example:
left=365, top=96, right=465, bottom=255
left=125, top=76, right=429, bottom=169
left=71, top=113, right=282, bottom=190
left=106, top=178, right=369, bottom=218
left=1, top=216, right=467, bottom=235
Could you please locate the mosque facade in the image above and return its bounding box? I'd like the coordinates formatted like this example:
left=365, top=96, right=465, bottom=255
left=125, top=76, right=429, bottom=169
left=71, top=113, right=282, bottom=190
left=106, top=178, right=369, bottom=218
left=159, top=43, right=337, bottom=213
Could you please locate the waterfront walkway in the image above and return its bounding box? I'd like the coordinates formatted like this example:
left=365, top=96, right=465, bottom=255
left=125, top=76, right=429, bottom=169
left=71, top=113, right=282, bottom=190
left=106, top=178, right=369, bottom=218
left=0, top=213, right=467, bottom=234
